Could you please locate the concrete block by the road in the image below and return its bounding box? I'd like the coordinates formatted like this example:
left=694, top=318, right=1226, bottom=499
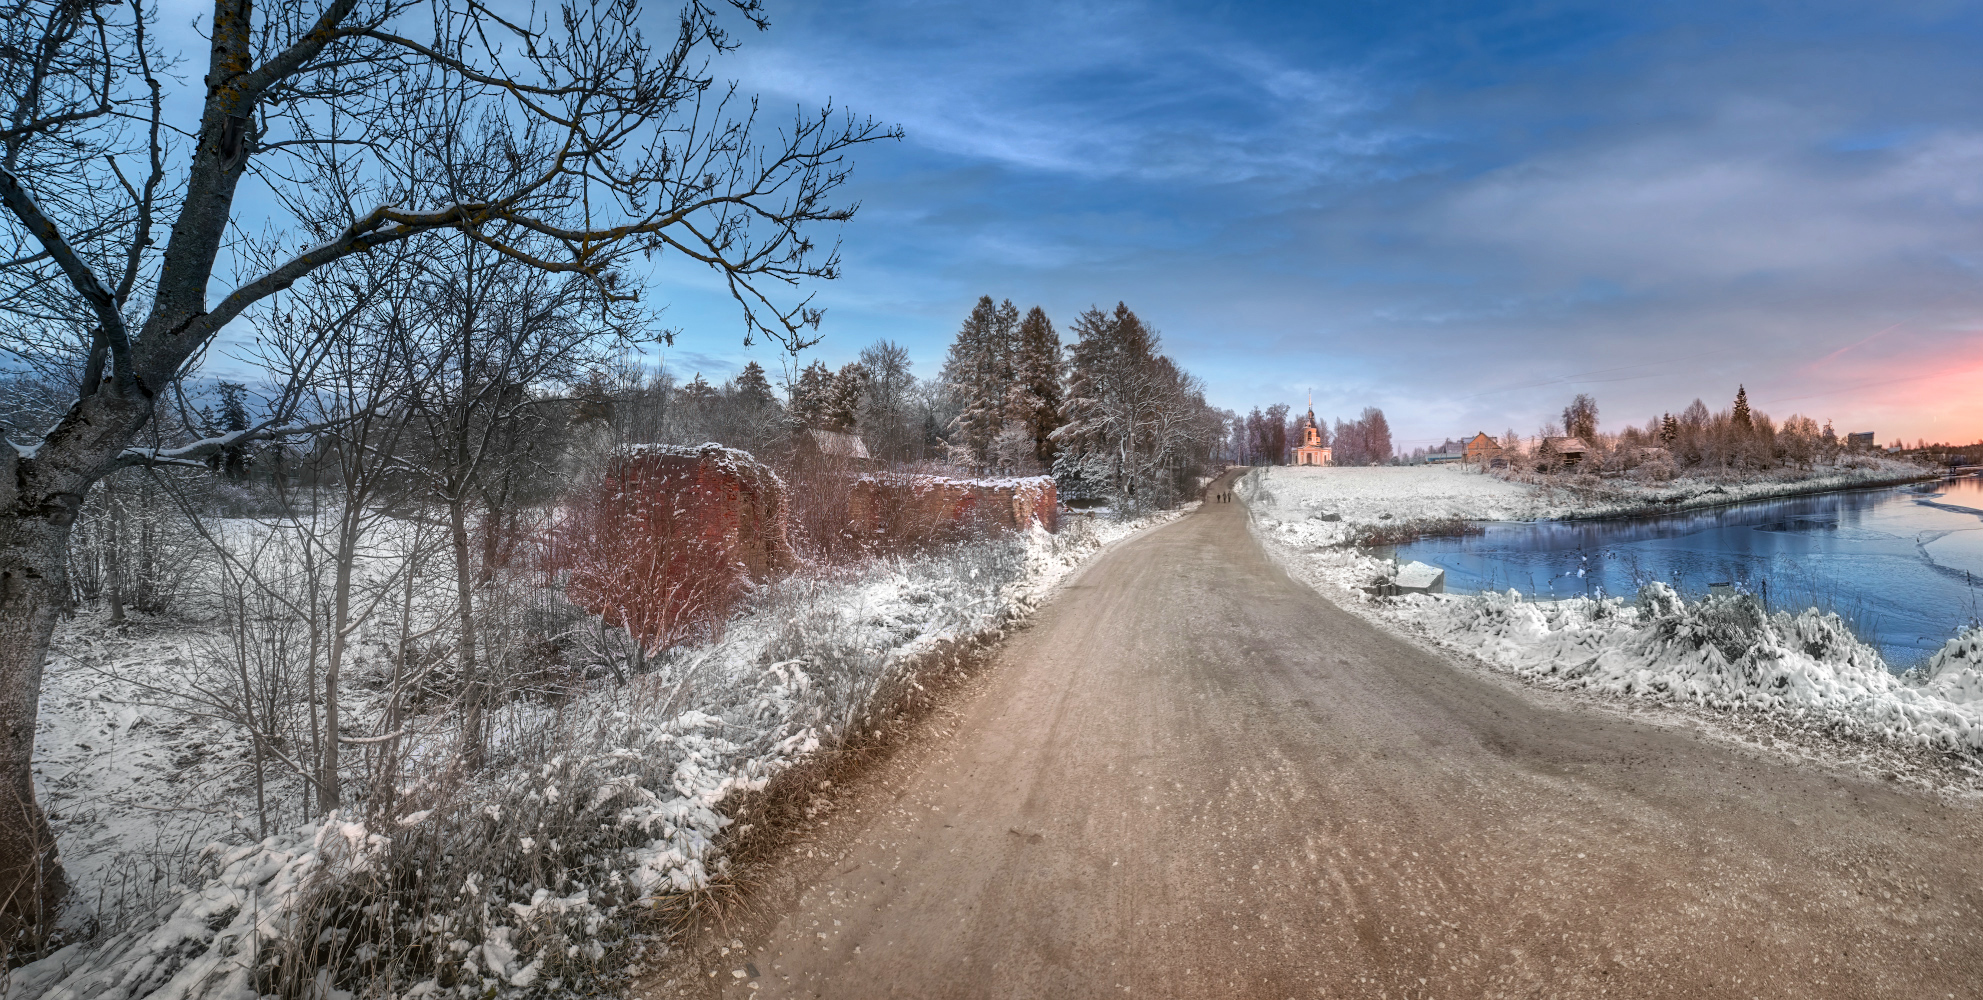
left=1394, top=561, right=1446, bottom=595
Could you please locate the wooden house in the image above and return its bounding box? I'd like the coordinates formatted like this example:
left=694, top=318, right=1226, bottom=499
left=794, top=428, right=873, bottom=466
left=1543, top=436, right=1591, bottom=468
left=1463, top=432, right=1502, bottom=466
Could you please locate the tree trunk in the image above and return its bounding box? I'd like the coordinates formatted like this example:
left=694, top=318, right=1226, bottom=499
left=450, top=498, right=482, bottom=768
left=0, top=507, right=74, bottom=939
left=318, top=495, right=367, bottom=813
left=0, top=387, right=164, bottom=935
left=321, top=543, right=352, bottom=814
left=105, top=489, right=125, bottom=624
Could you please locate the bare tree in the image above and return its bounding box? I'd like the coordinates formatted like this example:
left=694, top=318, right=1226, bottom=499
left=0, top=0, right=894, bottom=933
left=1562, top=393, right=1599, bottom=443
left=398, top=241, right=605, bottom=767
left=858, top=339, right=917, bottom=463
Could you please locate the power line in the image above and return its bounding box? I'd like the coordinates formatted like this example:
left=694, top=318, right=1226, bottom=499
left=1457, top=348, right=1735, bottom=400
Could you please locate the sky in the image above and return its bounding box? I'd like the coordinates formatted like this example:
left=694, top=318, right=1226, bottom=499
left=136, top=0, right=1983, bottom=448
left=617, top=0, right=1983, bottom=449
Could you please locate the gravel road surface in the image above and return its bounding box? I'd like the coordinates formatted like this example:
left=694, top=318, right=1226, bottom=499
left=671, top=481, right=1981, bottom=999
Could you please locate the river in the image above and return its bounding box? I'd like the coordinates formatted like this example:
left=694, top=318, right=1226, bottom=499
left=1393, top=474, right=1983, bottom=669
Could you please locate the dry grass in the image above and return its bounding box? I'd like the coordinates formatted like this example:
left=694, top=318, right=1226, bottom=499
left=1348, top=516, right=1485, bottom=548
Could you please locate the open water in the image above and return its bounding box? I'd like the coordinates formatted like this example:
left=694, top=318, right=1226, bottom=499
left=1393, top=474, right=1983, bottom=669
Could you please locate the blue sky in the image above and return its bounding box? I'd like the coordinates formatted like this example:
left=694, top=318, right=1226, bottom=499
left=140, top=0, right=1979, bottom=446
left=626, top=0, right=1983, bottom=447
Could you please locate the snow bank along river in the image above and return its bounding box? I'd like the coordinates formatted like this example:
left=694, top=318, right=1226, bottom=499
left=1392, top=474, right=1983, bottom=668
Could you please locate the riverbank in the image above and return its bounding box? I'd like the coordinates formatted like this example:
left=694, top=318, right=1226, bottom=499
left=1238, top=465, right=1983, bottom=767
left=1498, top=458, right=1939, bottom=521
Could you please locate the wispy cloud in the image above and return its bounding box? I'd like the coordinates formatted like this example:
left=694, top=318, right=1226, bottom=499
left=640, top=0, right=1983, bottom=443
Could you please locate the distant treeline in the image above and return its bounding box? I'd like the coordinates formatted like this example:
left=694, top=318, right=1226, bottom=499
left=1227, top=404, right=1394, bottom=466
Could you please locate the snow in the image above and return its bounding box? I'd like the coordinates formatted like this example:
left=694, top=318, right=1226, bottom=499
left=1239, top=465, right=1983, bottom=759
left=17, top=506, right=1182, bottom=999
left=1393, top=561, right=1445, bottom=594
left=1243, top=465, right=1547, bottom=526
left=1241, top=459, right=1931, bottom=530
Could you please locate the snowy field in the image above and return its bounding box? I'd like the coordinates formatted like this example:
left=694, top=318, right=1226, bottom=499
left=1240, top=466, right=1983, bottom=761
left=1240, top=464, right=1550, bottom=525
left=1249, top=459, right=1932, bottom=530
left=15, top=509, right=1181, bottom=999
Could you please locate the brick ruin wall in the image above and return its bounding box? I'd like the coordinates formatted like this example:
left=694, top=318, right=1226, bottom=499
left=611, top=444, right=799, bottom=581
left=845, top=475, right=1058, bottom=539
left=581, top=457, right=1052, bottom=591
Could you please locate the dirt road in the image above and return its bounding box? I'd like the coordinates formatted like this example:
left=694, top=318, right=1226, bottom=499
left=680, top=486, right=1982, bottom=999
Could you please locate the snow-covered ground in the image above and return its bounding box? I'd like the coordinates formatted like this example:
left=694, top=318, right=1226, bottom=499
left=1240, top=466, right=1983, bottom=760
left=1245, top=458, right=1932, bottom=530
left=1501, top=455, right=1933, bottom=518
left=14, top=508, right=1182, bottom=999
left=1241, top=464, right=1549, bottom=525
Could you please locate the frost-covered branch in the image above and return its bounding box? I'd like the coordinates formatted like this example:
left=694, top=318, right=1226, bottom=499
left=111, top=410, right=361, bottom=469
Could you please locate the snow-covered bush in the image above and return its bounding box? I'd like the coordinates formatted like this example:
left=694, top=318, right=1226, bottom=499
left=1410, top=585, right=1983, bottom=754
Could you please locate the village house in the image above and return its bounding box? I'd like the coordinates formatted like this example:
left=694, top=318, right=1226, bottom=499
left=796, top=427, right=873, bottom=465
left=1292, top=400, right=1333, bottom=466
left=1542, top=436, right=1591, bottom=469
left=1463, top=432, right=1503, bottom=467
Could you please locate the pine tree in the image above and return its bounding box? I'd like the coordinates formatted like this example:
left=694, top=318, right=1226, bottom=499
left=1004, top=306, right=1064, bottom=465
left=680, top=372, right=718, bottom=406
left=1732, top=385, right=1752, bottom=429
left=1660, top=412, right=1678, bottom=445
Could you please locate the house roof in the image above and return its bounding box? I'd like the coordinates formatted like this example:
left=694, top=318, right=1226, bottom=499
left=808, top=428, right=871, bottom=460
left=1546, top=436, right=1590, bottom=453
left=1466, top=432, right=1498, bottom=448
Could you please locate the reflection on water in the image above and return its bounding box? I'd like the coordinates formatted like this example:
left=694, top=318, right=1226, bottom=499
left=1394, top=475, right=1983, bottom=669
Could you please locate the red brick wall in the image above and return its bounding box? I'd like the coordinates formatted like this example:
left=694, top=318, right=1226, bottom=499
left=608, top=444, right=798, bottom=581
left=845, top=474, right=1058, bottom=540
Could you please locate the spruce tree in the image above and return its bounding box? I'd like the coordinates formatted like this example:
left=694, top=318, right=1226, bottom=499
left=733, top=361, right=777, bottom=410
left=941, top=296, right=1020, bottom=464
left=1732, top=385, right=1752, bottom=429
left=1059, top=303, right=1160, bottom=493
left=824, top=363, right=867, bottom=432
left=789, top=360, right=835, bottom=429
left=1660, top=413, right=1678, bottom=445
left=199, top=381, right=253, bottom=480
left=1005, top=306, right=1065, bottom=465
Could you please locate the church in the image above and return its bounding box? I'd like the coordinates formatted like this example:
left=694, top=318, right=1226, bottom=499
left=1292, top=397, right=1332, bottom=466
